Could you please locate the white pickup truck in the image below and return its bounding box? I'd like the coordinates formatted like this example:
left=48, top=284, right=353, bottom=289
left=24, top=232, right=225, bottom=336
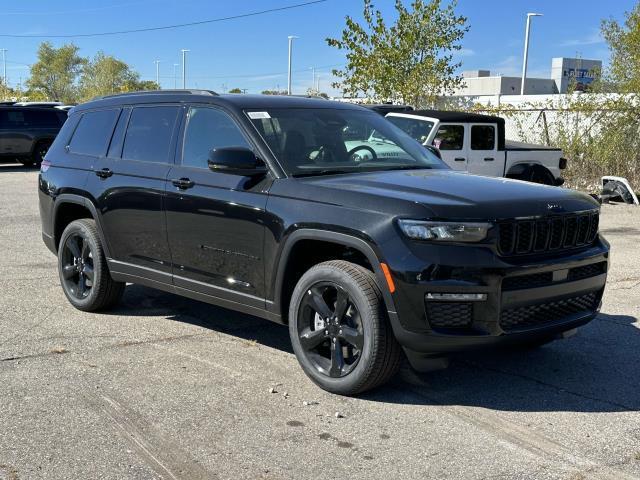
left=385, top=110, right=566, bottom=185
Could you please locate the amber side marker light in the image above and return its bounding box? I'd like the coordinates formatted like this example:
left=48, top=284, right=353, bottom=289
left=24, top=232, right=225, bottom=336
left=380, top=263, right=396, bottom=293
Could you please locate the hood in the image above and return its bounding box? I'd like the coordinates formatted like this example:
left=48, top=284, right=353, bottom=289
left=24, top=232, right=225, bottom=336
left=298, top=169, right=598, bottom=219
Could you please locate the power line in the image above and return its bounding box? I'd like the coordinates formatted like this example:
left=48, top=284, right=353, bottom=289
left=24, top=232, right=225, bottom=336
left=0, top=0, right=329, bottom=38
left=140, top=63, right=344, bottom=81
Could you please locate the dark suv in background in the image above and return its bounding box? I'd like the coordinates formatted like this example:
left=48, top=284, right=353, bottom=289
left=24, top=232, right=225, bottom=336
left=38, top=90, right=609, bottom=395
left=1, top=106, right=67, bottom=167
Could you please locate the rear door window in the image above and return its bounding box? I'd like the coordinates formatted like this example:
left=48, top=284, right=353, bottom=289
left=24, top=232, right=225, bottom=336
left=68, top=109, right=120, bottom=157
left=122, top=106, right=179, bottom=163
left=433, top=124, right=464, bottom=150
left=25, top=110, right=62, bottom=128
left=471, top=125, right=496, bottom=150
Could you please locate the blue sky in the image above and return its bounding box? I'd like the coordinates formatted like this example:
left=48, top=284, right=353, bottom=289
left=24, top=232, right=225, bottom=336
left=0, top=0, right=636, bottom=95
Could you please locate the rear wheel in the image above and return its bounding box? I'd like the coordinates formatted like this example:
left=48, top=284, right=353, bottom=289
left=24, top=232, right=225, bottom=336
left=31, top=140, right=51, bottom=167
left=58, top=219, right=124, bottom=311
left=289, top=260, right=402, bottom=395
left=524, top=165, right=555, bottom=185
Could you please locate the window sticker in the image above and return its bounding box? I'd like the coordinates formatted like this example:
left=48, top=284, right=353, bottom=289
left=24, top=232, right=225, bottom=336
left=247, top=111, right=271, bottom=119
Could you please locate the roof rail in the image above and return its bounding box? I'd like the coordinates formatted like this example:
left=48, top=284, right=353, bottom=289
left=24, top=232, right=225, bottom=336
left=93, top=89, right=219, bottom=101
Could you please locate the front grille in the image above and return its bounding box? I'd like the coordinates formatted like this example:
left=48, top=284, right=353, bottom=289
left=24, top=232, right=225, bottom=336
left=498, top=211, right=599, bottom=256
left=426, top=302, right=472, bottom=329
left=502, top=261, right=607, bottom=291
left=568, top=261, right=607, bottom=281
left=502, top=272, right=553, bottom=291
left=500, top=292, right=600, bottom=332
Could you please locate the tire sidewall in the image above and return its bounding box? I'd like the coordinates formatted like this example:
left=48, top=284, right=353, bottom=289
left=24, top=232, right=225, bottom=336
left=58, top=220, right=104, bottom=310
left=288, top=264, right=381, bottom=394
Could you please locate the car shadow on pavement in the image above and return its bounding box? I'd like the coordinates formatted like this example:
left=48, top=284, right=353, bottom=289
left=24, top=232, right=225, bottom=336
left=115, top=286, right=639, bottom=413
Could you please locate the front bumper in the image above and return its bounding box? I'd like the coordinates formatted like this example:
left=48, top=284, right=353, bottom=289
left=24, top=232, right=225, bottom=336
left=384, top=236, right=609, bottom=367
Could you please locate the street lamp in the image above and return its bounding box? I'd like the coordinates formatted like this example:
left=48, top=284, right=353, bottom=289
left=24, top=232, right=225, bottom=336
left=181, top=49, right=190, bottom=89
left=153, top=59, right=161, bottom=89
left=173, top=63, right=179, bottom=89
left=287, top=35, right=298, bottom=95
left=520, top=13, right=543, bottom=95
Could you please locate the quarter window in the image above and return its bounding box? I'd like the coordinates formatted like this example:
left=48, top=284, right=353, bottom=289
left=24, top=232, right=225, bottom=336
left=433, top=125, right=464, bottom=150
left=68, top=109, right=120, bottom=157
left=122, top=106, right=179, bottom=163
left=471, top=125, right=496, bottom=150
left=182, top=107, right=250, bottom=169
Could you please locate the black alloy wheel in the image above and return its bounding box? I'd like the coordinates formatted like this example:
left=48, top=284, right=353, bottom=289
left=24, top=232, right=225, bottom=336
left=297, top=282, right=364, bottom=378
left=60, top=232, right=95, bottom=300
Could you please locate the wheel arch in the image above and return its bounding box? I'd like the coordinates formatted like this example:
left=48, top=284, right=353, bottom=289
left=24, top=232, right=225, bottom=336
left=271, top=229, right=397, bottom=323
left=506, top=162, right=555, bottom=183
left=53, top=194, right=110, bottom=257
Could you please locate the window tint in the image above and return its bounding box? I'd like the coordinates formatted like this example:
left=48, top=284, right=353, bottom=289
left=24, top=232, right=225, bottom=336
left=122, top=106, right=179, bottom=163
left=0, top=110, right=27, bottom=127
left=68, top=109, right=120, bottom=156
left=107, top=108, right=130, bottom=158
left=471, top=125, right=496, bottom=150
left=25, top=110, right=62, bottom=127
left=183, top=107, right=250, bottom=168
left=433, top=124, right=464, bottom=150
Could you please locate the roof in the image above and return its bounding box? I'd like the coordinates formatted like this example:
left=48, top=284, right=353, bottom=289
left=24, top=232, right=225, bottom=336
left=401, top=109, right=505, bottom=125
left=73, top=90, right=365, bottom=113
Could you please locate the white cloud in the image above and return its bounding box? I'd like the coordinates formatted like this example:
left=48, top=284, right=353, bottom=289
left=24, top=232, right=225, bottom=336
left=560, top=30, right=603, bottom=47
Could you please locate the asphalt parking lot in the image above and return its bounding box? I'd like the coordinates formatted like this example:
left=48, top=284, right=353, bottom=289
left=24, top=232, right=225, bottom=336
left=0, top=164, right=638, bottom=480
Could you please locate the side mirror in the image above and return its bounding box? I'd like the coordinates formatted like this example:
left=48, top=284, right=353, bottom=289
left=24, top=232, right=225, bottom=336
left=207, top=147, right=267, bottom=176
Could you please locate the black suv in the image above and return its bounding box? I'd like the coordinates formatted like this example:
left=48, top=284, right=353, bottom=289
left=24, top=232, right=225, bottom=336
left=38, top=91, right=609, bottom=395
left=1, top=106, right=67, bottom=167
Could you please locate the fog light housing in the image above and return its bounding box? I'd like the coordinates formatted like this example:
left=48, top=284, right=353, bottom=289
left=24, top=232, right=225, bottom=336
left=425, top=293, right=487, bottom=301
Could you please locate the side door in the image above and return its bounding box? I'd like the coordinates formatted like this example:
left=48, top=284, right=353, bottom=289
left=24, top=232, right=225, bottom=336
left=431, top=123, right=467, bottom=171
left=87, top=105, right=180, bottom=281
left=466, top=123, right=504, bottom=178
left=165, top=105, right=269, bottom=307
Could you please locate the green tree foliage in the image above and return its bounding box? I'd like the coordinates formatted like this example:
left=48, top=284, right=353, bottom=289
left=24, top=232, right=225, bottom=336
left=228, top=87, right=243, bottom=93
left=602, top=3, right=640, bottom=93
left=327, top=0, right=468, bottom=107
left=261, top=89, right=288, bottom=95
left=27, top=42, right=86, bottom=103
left=79, top=52, right=158, bottom=101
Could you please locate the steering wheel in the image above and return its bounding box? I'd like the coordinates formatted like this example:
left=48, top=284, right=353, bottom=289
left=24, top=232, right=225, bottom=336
left=347, top=145, right=378, bottom=162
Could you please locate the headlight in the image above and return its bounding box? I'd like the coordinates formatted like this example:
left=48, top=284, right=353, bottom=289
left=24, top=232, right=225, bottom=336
left=398, top=219, right=492, bottom=242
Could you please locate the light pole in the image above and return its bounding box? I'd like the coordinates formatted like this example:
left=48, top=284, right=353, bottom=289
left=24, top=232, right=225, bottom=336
left=153, top=59, right=161, bottom=89
left=287, top=35, right=298, bottom=95
left=181, top=49, right=190, bottom=89
left=0, top=49, right=7, bottom=97
left=520, top=13, right=542, bottom=95
left=310, top=66, right=315, bottom=92
left=173, top=63, right=179, bottom=89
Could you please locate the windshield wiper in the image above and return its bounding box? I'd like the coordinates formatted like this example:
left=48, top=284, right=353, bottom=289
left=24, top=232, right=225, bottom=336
left=292, top=169, right=356, bottom=178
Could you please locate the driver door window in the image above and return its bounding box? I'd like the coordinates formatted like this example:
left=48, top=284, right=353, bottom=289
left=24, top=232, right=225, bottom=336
left=182, top=107, right=250, bottom=168
left=432, top=124, right=467, bottom=171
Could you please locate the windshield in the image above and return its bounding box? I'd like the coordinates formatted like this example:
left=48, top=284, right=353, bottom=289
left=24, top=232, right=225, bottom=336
left=246, top=108, right=446, bottom=177
left=386, top=115, right=434, bottom=144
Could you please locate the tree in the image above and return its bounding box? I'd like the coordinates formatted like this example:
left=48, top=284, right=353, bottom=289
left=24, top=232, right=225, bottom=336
left=27, top=42, right=86, bottom=103
left=228, top=87, right=243, bottom=93
left=79, top=52, right=158, bottom=101
left=326, top=0, right=468, bottom=107
left=261, top=89, right=288, bottom=95
left=602, top=3, right=640, bottom=93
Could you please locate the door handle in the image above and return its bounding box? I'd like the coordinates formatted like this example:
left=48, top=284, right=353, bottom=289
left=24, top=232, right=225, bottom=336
left=171, top=177, right=195, bottom=190
left=484, top=157, right=494, bottom=161
left=454, top=157, right=466, bottom=162
left=95, top=168, right=113, bottom=178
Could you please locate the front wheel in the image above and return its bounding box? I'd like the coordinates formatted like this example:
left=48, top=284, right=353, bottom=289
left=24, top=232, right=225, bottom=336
left=289, top=260, right=402, bottom=395
left=31, top=141, right=51, bottom=167
left=58, top=219, right=125, bottom=311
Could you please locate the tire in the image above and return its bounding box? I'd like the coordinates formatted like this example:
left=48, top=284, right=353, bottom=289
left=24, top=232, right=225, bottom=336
left=31, top=140, right=51, bottom=167
left=524, top=165, right=555, bottom=186
left=289, top=260, right=402, bottom=395
left=58, top=218, right=125, bottom=312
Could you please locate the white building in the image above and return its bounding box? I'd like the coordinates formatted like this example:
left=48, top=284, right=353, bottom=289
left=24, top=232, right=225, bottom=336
left=454, top=57, right=602, bottom=96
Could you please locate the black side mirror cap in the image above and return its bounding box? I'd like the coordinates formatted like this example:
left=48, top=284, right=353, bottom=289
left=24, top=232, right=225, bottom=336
left=208, top=147, right=267, bottom=176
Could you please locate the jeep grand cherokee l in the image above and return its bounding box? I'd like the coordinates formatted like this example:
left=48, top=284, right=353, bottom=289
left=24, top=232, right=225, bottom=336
left=38, top=91, right=609, bottom=395
left=1, top=106, right=67, bottom=166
